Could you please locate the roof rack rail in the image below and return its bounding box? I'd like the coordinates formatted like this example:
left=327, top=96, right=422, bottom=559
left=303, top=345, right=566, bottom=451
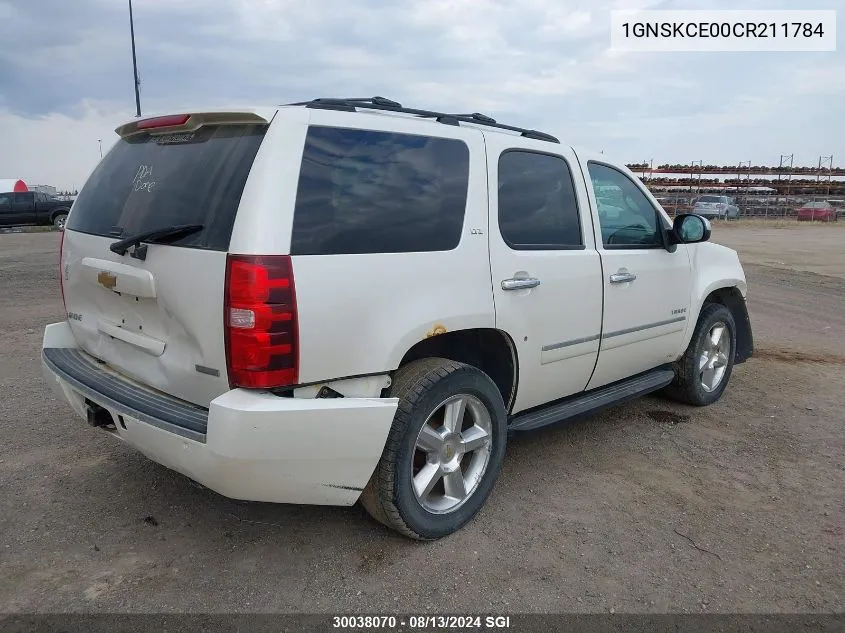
left=287, top=97, right=560, bottom=144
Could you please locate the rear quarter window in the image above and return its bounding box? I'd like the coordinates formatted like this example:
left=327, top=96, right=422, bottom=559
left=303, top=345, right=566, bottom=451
left=66, top=124, right=266, bottom=251
left=290, top=126, right=470, bottom=255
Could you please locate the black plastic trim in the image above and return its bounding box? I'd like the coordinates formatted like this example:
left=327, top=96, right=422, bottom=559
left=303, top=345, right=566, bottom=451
left=733, top=299, right=754, bottom=364
left=305, top=102, right=356, bottom=112
left=508, top=366, right=675, bottom=433
left=43, top=348, right=208, bottom=442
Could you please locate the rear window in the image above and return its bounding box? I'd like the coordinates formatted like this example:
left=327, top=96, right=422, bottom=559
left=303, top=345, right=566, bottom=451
left=290, top=126, right=470, bottom=255
left=66, top=124, right=266, bottom=251
left=697, top=196, right=723, bottom=203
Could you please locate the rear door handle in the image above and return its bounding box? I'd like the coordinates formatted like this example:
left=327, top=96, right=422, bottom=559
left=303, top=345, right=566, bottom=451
left=501, top=277, right=541, bottom=291
left=609, top=272, right=637, bottom=284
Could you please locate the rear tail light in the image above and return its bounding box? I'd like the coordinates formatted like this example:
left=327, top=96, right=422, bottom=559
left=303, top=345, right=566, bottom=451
left=59, top=229, right=66, bottom=310
left=224, top=255, right=299, bottom=389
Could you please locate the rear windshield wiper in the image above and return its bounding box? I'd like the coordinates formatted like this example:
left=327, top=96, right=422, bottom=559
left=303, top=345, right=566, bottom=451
left=110, top=224, right=204, bottom=259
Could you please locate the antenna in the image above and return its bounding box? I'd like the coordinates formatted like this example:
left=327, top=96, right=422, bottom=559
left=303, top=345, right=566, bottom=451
left=129, top=0, right=142, bottom=117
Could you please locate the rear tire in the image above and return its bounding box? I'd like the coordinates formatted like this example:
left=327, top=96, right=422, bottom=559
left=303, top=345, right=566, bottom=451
left=662, top=304, right=737, bottom=406
left=360, top=358, right=507, bottom=540
left=52, top=213, right=67, bottom=230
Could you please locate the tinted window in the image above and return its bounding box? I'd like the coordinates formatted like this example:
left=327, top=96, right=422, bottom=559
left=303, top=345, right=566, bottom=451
left=497, top=151, right=582, bottom=249
left=66, top=125, right=266, bottom=251
left=15, top=192, right=34, bottom=205
left=0, top=193, right=12, bottom=210
left=588, top=162, right=664, bottom=249
left=290, top=126, right=469, bottom=255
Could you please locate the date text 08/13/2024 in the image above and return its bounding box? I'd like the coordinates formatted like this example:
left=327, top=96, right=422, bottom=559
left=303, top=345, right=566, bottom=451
left=332, top=615, right=512, bottom=629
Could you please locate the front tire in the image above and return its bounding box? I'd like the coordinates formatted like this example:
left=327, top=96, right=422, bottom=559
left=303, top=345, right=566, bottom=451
left=663, top=304, right=737, bottom=406
left=360, top=358, right=508, bottom=540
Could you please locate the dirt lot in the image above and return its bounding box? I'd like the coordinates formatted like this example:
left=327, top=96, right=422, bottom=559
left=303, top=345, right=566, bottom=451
left=0, top=226, right=843, bottom=614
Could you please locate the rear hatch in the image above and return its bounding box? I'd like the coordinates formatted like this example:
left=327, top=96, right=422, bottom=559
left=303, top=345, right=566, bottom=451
left=61, top=111, right=272, bottom=407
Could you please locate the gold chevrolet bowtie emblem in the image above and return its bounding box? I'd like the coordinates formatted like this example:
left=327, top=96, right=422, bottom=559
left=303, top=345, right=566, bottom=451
left=97, top=271, right=117, bottom=290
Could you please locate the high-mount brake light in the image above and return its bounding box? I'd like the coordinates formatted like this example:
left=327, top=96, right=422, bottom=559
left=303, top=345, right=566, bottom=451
left=224, top=255, right=299, bottom=389
left=137, top=114, right=191, bottom=130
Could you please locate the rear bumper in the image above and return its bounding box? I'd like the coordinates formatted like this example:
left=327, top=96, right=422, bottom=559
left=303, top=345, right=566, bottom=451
left=42, top=322, right=398, bottom=506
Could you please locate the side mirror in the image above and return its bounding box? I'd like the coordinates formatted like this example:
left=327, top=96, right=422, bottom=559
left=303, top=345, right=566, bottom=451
left=672, top=213, right=711, bottom=244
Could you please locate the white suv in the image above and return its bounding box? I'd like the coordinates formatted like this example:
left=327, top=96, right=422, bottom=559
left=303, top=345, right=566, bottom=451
left=42, top=97, right=754, bottom=539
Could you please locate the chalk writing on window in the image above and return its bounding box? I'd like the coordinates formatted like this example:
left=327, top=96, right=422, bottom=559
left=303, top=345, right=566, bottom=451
left=132, top=165, right=156, bottom=193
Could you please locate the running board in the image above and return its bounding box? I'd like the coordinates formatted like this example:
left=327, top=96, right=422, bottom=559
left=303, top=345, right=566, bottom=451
left=508, top=367, right=676, bottom=433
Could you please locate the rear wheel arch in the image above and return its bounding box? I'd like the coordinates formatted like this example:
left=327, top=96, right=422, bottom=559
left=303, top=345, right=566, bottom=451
left=361, top=357, right=509, bottom=539
left=394, top=328, right=519, bottom=413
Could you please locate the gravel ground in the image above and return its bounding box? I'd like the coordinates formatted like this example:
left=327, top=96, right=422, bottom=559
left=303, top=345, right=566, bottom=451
left=0, top=228, right=842, bottom=614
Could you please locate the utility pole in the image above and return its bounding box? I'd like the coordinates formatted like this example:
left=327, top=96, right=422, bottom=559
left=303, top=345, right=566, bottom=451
left=818, top=155, right=833, bottom=200
left=738, top=160, right=751, bottom=215
left=98, top=139, right=103, bottom=159
left=688, top=160, right=703, bottom=209
left=129, top=0, right=142, bottom=117
left=778, top=154, right=793, bottom=217
left=827, top=155, right=833, bottom=198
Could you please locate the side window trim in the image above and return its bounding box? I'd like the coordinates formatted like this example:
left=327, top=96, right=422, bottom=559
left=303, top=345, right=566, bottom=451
left=587, top=160, right=668, bottom=251
left=497, top=148, right=586, bottom=252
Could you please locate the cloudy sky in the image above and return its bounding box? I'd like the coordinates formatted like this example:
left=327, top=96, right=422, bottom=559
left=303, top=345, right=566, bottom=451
left=1, top=0, right=842, bottom=190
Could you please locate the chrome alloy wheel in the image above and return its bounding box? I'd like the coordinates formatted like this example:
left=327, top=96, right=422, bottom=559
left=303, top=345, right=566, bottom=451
left=411, top=394, right=493, bottom=514
left=699, top=321, right=731, bottom=392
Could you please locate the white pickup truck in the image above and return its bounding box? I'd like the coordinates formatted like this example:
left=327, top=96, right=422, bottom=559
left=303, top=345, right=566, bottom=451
left=42, top=97, right=753, bottom=539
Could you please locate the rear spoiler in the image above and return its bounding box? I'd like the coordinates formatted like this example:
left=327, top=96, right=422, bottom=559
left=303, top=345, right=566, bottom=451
left=115, top=111, right=271, bottom=138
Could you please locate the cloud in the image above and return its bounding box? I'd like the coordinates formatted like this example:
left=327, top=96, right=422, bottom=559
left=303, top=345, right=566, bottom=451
left=0, top=0, right=843, bottom=188
left=0, top=101, right=130, bottom=190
